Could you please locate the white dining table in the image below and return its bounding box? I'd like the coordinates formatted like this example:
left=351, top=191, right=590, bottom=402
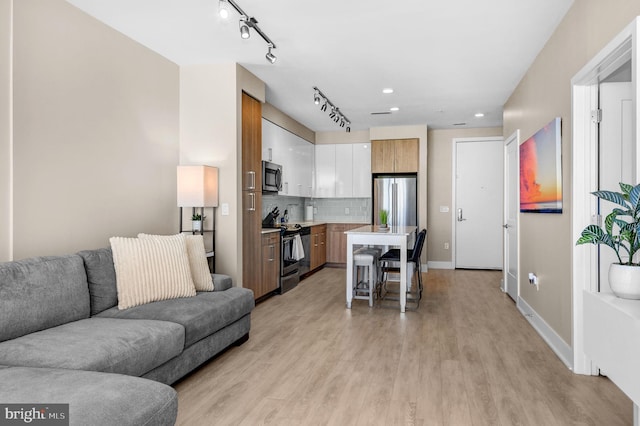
left=345, top=225, right=416, bottom=313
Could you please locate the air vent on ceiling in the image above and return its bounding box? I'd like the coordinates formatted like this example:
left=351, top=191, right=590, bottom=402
left=370, top=111, right=392, bottom=115
left=453, top=122, right=467, bottom=126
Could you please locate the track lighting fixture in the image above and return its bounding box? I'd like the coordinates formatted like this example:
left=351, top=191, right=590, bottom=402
left=218, top=0, right=277, bottom=64
left=265, top=45, right=277, bottom=64
left=239, top=17, right=251, bottom=39
left=312, top=86, right=351, bottom=132
left=218, top=0, right=230, bottom=19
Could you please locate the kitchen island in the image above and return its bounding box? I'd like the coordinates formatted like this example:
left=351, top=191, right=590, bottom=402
left=345, top=225, right=416, bottom=313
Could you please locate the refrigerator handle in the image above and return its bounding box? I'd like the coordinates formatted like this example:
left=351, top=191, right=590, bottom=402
left=392, top=182, right=398, bottom=227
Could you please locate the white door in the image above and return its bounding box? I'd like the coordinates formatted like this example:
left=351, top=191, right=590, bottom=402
left=504, top=131, right=519, bottom=301
left=598, top=81, right=633, bottom=293
left=454, top=138, right=504, bottom=269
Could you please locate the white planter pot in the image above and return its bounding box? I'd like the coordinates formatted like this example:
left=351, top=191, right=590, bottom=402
left=192, top=220, right=202, bottom=232
left=608, top=263, right=640, bottom=299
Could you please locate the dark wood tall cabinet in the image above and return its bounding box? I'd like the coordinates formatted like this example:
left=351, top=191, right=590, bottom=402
left=241, top=92, right=263, bottom=297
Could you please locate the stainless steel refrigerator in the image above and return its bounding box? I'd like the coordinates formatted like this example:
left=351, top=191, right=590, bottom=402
left=372, top=174, right=418, bottom=227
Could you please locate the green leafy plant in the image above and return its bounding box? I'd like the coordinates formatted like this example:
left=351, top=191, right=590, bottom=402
left=379, top=209, right=388, bottom=226
left=191, top=213, right=205, bottom=221
left=576, top=182, right=640, bottom=266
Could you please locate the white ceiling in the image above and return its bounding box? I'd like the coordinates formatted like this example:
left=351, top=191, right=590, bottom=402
left=66, top=0, right=574, bottom=132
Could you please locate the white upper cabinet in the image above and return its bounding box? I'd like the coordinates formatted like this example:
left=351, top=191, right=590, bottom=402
left=335, top=145, right=353, bottom=197
left=314, top=144, right=336, bottom=198
left=262, top=118, right=313, bottom=197
left=352, top=143, right=371, bottom=197
left=314, top=143, right=371, bottom=198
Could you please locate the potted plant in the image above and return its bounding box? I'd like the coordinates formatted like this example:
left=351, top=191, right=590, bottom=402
left=379, top=209, right=388, bottom=229
left=576, top=182, right=640, bottom=299
left=191, top=213, right=205, bottom=232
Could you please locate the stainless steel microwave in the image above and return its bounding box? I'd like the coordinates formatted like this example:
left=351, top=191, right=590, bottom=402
left=262, top=161, right=282, bottom=193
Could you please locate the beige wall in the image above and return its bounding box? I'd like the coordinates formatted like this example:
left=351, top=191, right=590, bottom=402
left=179, top=63, right=265, bottom=286
left=503, top=0, right=640, bottom=345
left=427, top=127, right=503, bottom=264
left=0, top=0, right=11, bottom=261
left=7, top=0, right=179, bottom=259
left=315, top=129, right=370, bottom=145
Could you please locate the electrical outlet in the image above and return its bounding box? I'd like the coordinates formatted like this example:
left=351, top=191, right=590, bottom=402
left=439, top=206, right=450, bottom=213
left=528, top=272, right=539, bottom=290
left=444, top=242, right=449, bottom=250
left=345, top=207, right=350, bottom=215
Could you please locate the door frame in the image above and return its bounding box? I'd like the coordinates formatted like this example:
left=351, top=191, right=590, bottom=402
left=503, top=131, right=520, bottom=298
left=451, top=136, right=504, bottom=269
left=571, top=19, right=638, bottom=375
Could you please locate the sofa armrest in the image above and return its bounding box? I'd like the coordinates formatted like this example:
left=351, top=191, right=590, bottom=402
left=212, top=274, right=233, bottom=291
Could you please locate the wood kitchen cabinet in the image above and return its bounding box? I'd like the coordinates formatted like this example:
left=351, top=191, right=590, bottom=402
left=310, top=224, right=327, bottom=271
left=371, top=138, right=419, bottom=173
left=242, top=92, right=264, bottom=299
left=326, top=223, right=368, bottom=264
left=261, top=232, right=280, bottom=297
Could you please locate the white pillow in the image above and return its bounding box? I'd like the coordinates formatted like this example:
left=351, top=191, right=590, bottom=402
left=138, top=233, right=214, bottom=291
left=110, top=234, right=196, bottom=309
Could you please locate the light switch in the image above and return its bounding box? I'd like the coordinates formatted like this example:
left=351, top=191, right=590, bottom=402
left=345, top=207, right=350, bottom=215
left=221, top=203, right=229, bottom=216
left=439, top=206, right=449, bottom=213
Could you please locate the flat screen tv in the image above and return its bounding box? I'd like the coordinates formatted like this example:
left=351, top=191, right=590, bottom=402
left=519, top=117, right=562, bottom=213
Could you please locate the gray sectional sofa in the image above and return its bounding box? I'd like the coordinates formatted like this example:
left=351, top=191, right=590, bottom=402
left=0, top=248, right=255, bottom=426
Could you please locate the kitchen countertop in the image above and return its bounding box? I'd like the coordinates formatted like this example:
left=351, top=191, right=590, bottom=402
left=261, top=221, right=371, bottom=233
left=260, top=228, right=281, bottom=234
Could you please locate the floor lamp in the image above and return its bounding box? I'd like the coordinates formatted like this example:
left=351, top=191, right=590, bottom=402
left=177, top=165, right=219, bottom=271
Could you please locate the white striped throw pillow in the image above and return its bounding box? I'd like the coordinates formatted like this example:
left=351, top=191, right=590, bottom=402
left=110, top=233, right=196, bottom=309
left=138, top=233, right=214, bottom=291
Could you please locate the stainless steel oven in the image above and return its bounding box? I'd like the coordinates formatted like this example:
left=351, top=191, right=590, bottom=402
left=280, top=229, right=301, bottom=293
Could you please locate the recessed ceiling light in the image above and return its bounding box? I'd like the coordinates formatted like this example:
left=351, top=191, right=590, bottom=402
left=475, top=113, right=485, bottom=117
left=390, top=107, right=399, bottom=112
left=382, top=88, right=394, bottom=94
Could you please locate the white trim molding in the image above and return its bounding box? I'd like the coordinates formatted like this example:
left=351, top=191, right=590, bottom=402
left=518, top=296, right=573, bottom=370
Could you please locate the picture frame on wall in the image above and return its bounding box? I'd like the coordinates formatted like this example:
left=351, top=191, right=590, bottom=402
left=519, top=117, right=563, bottom=213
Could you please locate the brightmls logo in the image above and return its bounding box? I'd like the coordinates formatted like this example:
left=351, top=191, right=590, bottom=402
left=0, top=405, right=68, bottom=425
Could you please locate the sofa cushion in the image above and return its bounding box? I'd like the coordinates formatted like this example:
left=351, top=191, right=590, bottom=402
left=96, top=287, right=255, bottom=347
left=0, top=318, right=184, bottom=377
left=0, top=367, right=177, bottom=426
left=139, top=233, right=214, bottom=291
left=77, top=248, right=118, bottom=315
left=213, top=273, right=233, bottom=291
left=0, top=255, right=90, bottom=342
left=109, top=234, right=196, bottom=309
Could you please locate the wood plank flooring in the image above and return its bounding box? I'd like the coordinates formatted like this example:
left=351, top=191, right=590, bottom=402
left=174, top=267, right=632, bottom=425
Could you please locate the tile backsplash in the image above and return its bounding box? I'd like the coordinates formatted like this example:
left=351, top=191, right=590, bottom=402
left=262, top=195, right=371, bottom=224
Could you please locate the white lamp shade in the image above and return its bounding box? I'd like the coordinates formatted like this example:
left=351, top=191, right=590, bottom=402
left=177, top=166, right=219, bottom=207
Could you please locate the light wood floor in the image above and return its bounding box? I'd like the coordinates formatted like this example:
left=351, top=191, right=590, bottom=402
left=174, top=267, right=632, bottom=425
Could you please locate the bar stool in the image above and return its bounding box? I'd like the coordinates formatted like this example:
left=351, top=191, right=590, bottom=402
left=352, top=247, right=380, bottom=307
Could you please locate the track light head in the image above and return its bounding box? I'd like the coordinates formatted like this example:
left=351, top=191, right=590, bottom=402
left=321, top=101, right=327, bottom=112
left=265, top=45, right=277, bottom=64
left=239, top=17, right=250, bottom=39
left=346, top=126, right=351, bottom=132
left=314, top=91, right=321, bottom=105
left=218, top=0, right=230, bottom=19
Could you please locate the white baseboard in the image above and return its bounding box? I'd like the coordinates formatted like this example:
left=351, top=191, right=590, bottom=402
left=427, top=261, right=454, bottom=270
left=518, top=296, right=573, bottom=370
